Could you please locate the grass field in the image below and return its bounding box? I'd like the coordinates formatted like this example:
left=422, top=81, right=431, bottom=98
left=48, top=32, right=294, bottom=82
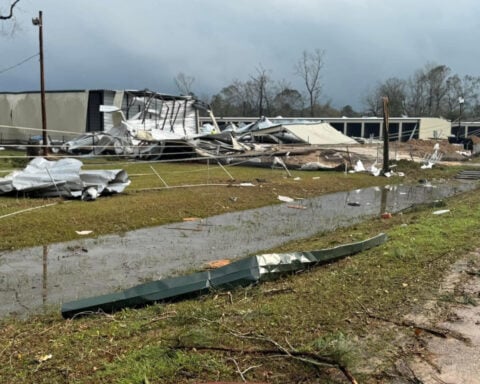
left=0, top=150, right=478, bottom=383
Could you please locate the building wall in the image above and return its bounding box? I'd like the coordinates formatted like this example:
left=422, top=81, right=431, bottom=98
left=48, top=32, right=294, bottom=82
left=0, top=91, right=89, bottom=143
left=418, top=118, right=451, bottom=140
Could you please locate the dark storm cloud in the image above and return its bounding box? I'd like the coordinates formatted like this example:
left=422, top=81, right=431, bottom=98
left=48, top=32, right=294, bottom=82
left=1, top=0, right=480, bottom=109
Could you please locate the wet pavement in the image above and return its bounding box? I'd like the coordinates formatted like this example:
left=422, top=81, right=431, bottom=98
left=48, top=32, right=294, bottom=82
left=0, top=181, right=476, bottom=318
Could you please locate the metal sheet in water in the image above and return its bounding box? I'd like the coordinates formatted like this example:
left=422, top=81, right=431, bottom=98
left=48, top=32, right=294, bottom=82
left=0, top=181, right=476, bottom=318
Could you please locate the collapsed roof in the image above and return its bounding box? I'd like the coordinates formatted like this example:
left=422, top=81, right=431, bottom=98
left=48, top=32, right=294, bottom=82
left=60, top=104, right=358, bottom=163
left=244, top=122, right=358, bottom=145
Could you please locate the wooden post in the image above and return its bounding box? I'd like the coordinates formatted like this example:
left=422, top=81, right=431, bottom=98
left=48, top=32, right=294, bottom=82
left=382, top=97, right=389, bottom=174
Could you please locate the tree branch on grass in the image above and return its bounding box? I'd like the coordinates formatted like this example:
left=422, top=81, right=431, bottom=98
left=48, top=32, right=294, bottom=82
left=174, top=335, right=358, bottom=384
left=184, top=317, right=358, bottom=382
left=363, top=308, right=471, bottom=344
left=228, top=358, right=262, bottom=383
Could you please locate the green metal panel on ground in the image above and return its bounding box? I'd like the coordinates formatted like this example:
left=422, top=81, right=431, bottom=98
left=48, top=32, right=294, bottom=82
left=209, top=256, right=261, bottom=289
left=61, top=271, right=211, bottom=318
left=61, top=233, right=387, bottom=318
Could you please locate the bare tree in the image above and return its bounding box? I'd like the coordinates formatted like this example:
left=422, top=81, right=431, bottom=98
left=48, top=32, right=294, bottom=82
left=444, top=74, right=480, bottom=120
left=295, top=49, right=325, bottom=117
left=249, top=65, right=274, bottom=116
left=363, top=78, right=407, bottom=117
left=363, top=87, right=382, bottom=117
left=405, top=63, right=451, bottom=117
left=0, top=0, right=20, bottom=20
left=272, top=80, right=304, bottom=116
left=211, top=80, right=255, bottom=116
left=174, top=72, right=195, bottom=96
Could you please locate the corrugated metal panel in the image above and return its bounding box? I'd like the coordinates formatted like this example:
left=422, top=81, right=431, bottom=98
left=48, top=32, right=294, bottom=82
left=287, top=123, right=358, bottom=144
left=61, top=233, right=387, bottom=318
left=252, top=123, right=358, bottom=145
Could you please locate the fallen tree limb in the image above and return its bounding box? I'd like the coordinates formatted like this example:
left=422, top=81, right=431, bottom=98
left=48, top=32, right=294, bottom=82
left=364, top=310, right=471, bottom=344
left=173, top=343, right=358, bottom=384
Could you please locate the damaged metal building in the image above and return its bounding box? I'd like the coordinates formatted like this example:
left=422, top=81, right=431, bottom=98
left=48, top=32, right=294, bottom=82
left=203, top=116, right=453, bottom=142
left=0, top=89, right=207, bottom=145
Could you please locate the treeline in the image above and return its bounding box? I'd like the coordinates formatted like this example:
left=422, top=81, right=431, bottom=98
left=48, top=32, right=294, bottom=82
left=175, top=55, right=480, bottom=120
left=364, top=63, right=480, bottom=120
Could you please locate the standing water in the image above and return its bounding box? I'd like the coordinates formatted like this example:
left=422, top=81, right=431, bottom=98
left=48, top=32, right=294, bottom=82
left=0, top=181, right=476, bottom=318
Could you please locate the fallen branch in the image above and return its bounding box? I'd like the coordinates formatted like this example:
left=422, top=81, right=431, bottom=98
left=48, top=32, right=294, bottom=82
left=213, top=291, right=233, bottom=304
left=364, top=310, right=471, bottom=344
left=185, top=318, right=358, bottom=383
left=142, top=311, right=178, bottom=326
left=262, top=287, right=295, bottom=296
left=174, top=343, right=358, bottom=384
left=228, top=357, right=261, bottom=383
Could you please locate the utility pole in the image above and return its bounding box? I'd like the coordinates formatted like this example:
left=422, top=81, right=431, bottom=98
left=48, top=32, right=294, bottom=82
left=458, top=96, right=464, bottom=137
left=382, top=97, right=389, bottom=174
left=32, top=11, right=48, bottom=157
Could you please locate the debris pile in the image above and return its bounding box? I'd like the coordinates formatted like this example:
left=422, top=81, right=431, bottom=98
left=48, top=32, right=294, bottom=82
left=60, top=97, right=360, bottom=167
left=58, top=91, right=473, bottom=172
left=0, top=157, right=130, bottom=199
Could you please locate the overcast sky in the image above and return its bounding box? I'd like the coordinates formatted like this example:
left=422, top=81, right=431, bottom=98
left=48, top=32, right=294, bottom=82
left=1, top=0, right=479, bottom=110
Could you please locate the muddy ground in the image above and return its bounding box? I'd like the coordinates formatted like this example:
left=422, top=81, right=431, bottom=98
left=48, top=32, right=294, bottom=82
left=384, top=251, right=480, bottom=384
left=405, top=252, right=480, bottom=383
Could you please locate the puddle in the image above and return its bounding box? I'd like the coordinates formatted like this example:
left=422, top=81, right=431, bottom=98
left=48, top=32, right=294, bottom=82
left=0, top=181, right=476, bottom=318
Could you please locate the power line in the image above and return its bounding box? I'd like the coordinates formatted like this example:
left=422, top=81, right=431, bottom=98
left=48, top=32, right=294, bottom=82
left=0, top=53, right=39, bottom=75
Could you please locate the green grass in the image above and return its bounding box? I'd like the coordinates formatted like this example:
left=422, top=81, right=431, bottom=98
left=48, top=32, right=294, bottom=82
left=0, top=152, right=478, bottom=383
left=0, top=153, right=458, bottom=250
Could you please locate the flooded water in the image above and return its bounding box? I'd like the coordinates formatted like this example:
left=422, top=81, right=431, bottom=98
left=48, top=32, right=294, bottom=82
left=0, top=181, right=476, bottom=318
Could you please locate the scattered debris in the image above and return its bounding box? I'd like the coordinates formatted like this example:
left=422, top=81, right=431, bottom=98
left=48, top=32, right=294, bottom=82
left=433, top=209, right=450, bottom=215
left=456, top=170, right=480, bottom=180
left=278, top=195, right=294, bottom=203
left=0, top=157, right=130, bottom=199
left=287, top=204, right=307, bottom=210
left=353, top=160, right=366, bottom=172
left=75, top=230, right=93, bottom=235
left=35, top=354, right=53, bottom=363
left=182, top=217, right=201, bottom=222
left=421, top=142, right=444, bottom=169
left=205, top=259, right=231, bottom=269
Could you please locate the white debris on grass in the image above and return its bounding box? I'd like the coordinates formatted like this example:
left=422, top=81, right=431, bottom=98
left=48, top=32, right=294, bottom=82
left=0, top=157, right=130, bottom=199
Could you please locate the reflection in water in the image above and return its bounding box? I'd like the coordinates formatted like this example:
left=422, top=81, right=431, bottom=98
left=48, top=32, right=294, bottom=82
left=43, top=245, right=48, bottom=305
left=0, top=181, right=476, bottom=318
left=380, top=187, right=388, bottom=215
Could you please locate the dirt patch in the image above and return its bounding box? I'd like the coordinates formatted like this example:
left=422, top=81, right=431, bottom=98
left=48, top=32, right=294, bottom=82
left=403, top=251, right=480, bottom=383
